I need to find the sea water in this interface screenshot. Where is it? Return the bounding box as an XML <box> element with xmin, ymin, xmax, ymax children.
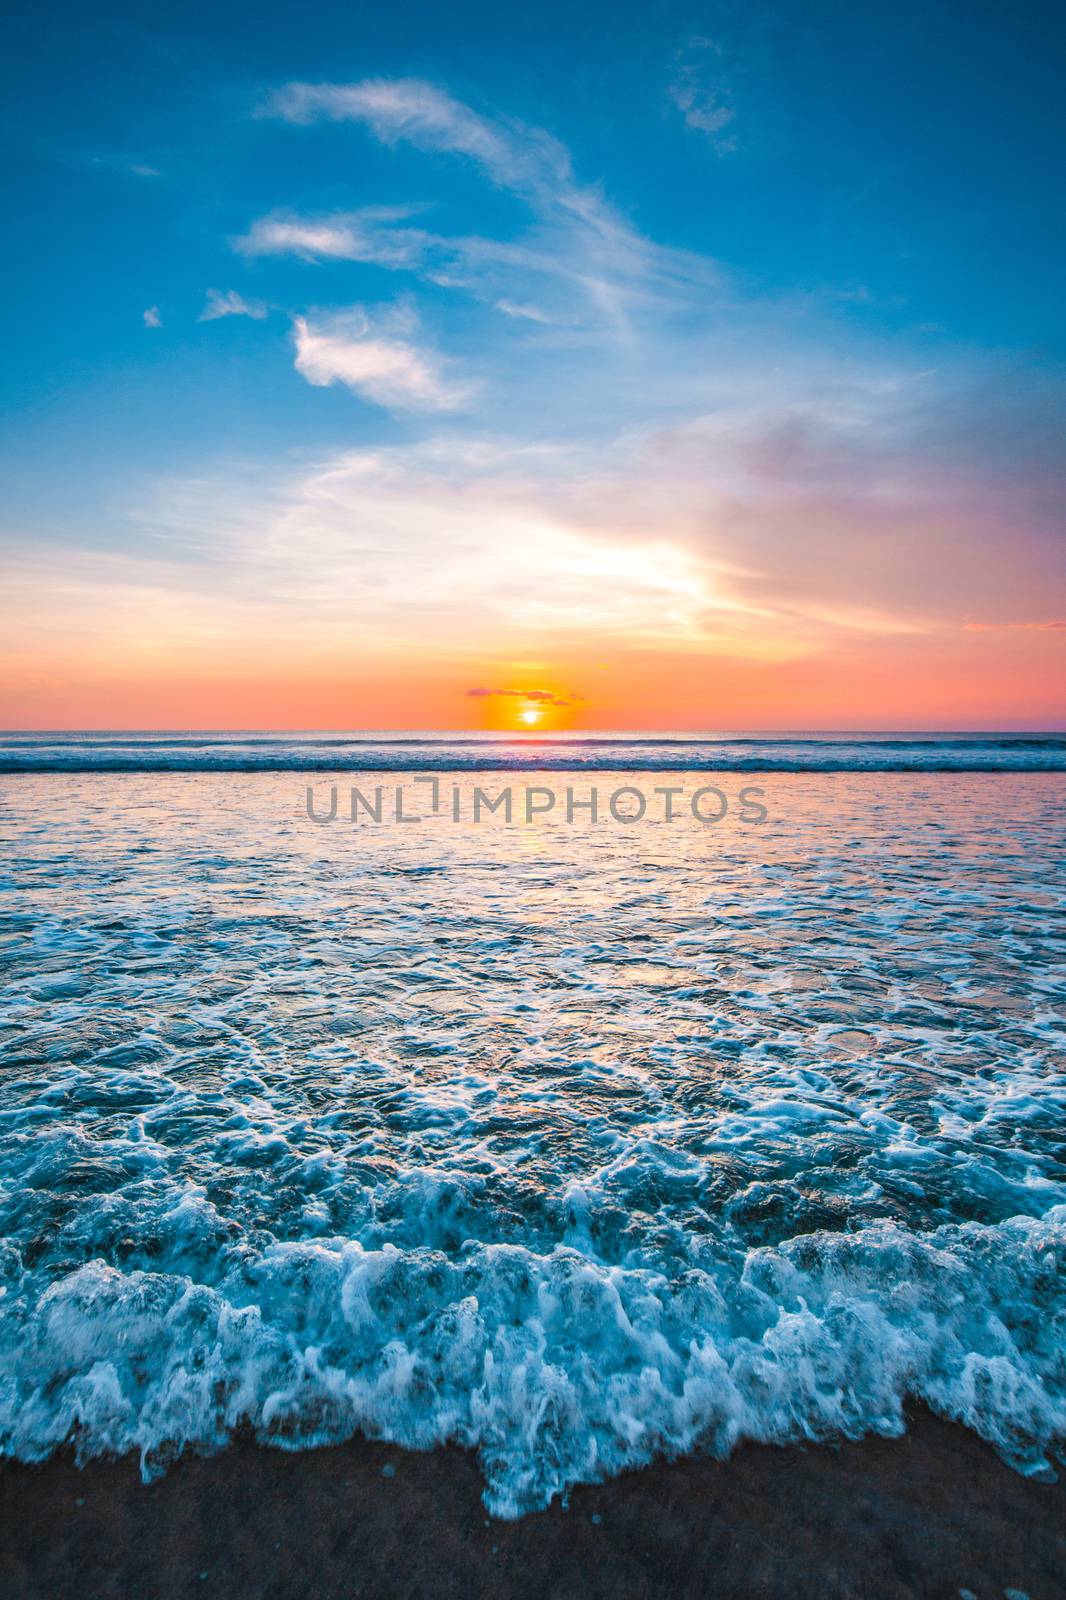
<box><xmin>0</xmin><ymin>736</ymin><xmax>1063</xmax><ymax>1515</ymax></box>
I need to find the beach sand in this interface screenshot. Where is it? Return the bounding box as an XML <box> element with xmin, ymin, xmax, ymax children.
<box><xmin>0</xmin><ymin>1411</ymin><xmax>1061</xmax><ymax>1600</ymax></box>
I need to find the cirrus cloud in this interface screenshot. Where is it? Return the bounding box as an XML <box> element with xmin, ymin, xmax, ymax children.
<box><xmin>199</xmin><ymin>288</ymin><xmax>268</xmax><ymax>322</ymax></box>
<box><xmin>254</xmin><ymin>78</ymin><xmax>723</xmax><ymax>336</ymax></box>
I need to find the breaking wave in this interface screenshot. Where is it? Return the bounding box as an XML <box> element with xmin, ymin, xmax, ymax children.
<box><xmin>2</xmin><ymin>731</ymin><xmax>1065</xmax><ymax>773</ymax></box>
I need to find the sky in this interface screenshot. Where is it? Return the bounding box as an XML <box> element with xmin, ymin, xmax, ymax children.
<box><xmin>1</xmin><ymin>0</ymin><xmax>1064</xmax><ymax>731</ymax></box>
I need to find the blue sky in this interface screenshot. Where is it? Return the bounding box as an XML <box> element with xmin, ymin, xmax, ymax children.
<box><xmin>1</xmin><ymin>0</ymin><xmax>1063</xmax><ymax>727</ymax></box>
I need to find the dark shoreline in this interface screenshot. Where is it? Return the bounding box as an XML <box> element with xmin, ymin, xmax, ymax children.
<box><xmin>1</xmin><ymin>1412</ymin><xmax>1062</xmax><ymax>1600</ymax></box>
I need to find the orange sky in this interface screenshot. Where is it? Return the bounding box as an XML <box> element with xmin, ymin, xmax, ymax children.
<box><xmin>2</xmin><ymin>625</ymin><xmax>1061</xmax><ymax>731</ymax></box>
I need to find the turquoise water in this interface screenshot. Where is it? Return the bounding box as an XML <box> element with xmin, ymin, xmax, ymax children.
<box><xmin>0</xmin><ymin>756</ymin><xmax>1063</xmax><ymax>1514</ymax></box>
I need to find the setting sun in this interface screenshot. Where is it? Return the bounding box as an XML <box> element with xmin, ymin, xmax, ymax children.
<box><xmin>519</xmin><ymin>707</ymin><xmax>541</xmax><ymax>726</ymax></box>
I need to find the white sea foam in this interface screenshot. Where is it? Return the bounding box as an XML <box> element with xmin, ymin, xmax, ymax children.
<box><xmin>0</xmin><ymin>1212</ymin><xmax>1062</xmax><ymax>1516</ymax></box>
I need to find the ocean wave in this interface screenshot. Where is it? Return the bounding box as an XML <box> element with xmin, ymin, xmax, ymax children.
<box><xmin>1</xmin><ymin>733</ymin><xmax>1065</xmax><ymax>773</ymax></box>
<box><xmin>0</xmin><ymin>1213</ymin><xmax>1062</xmax><ymax>1516</ymax></box>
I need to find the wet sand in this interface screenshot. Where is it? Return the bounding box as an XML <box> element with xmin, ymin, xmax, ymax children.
<box><xmin>0</xmin><ymin>1411</ymin><xmax>1061</xmax><ymax>1600</ymax></box>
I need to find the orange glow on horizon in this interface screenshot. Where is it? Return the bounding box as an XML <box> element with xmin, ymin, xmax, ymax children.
<box><xmin>0</xmin><ymin>623</ymin><xmax>1063</xmax><ymax>732</ymax></box>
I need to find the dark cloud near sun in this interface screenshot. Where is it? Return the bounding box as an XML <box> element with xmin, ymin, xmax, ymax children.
<box><xmin>465</xmin><ymin>688</ymin><xmax>581</xmax><ymax>705</ymax></box>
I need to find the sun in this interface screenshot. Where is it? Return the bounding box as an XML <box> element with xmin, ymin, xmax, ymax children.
<box><xmin>518</xmin><ymin>706</ymin><xmax>541</xmax><ymax>726</ymax></box>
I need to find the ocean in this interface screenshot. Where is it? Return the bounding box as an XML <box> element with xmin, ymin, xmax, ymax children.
<box><xmin>0</xmin><ymin>733</ymin><xmax>1063</xmax><ymax>1516</ymax></box>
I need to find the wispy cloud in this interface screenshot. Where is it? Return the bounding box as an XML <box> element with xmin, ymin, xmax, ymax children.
<box><xmin>466</xmin><ymin>687</ymin><xmax>581</xmax><ymax>704</ymax></box>
<box><xmin>90</xmin><ymin>437</ymin><xmax>727</xmax><ymax>651</ymax></box>
<box><xmin>86</xmin><ymin>153</ymin><xmax>162</xmax><ymax>179</ymax></box>
<box><xmin>292</xmin><ymin>306</ymin><xmax>474</xmax><ymax>411</ymax></box>
<box><xmin>236</xmin><ymin>207</ymin><xmax>428</xmax><ymax>269</ymax></box>
<box><xmin>668</xmin><ymin>38</ymin><xmax>737</xmax><ymax>152</ymax></box>
<box><xmin>494</xmin><ymin>299</ymin><xmax>566</xmax><ymax>325</ymax></box>
<box><xmin>238</xmin><ymin>209</ymin><xmax>659</xmax><ymax>324</ymax></box>
<box><xmin>199</xmin><ymin>288</ymin><xmax>268</xmax><ymax>322</ymax></box>
<box><xmin>143</xmin><ymin>306</ymin><xmax>162</xmax><ymax>328</ymax></box>
<box><xmin>254</xmin><ymin>78</ymin><xmax>721</xmax><ymax>335</ymax></box>
<box><xmin>964</xmin><ymin>618</ymin><xmax>1066</xmax><ymax>632</ymax></box>
<box><xmin>265</xmin><ymin>79</ymin><xmax>578</xmax><ymax>211</ymax></box>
